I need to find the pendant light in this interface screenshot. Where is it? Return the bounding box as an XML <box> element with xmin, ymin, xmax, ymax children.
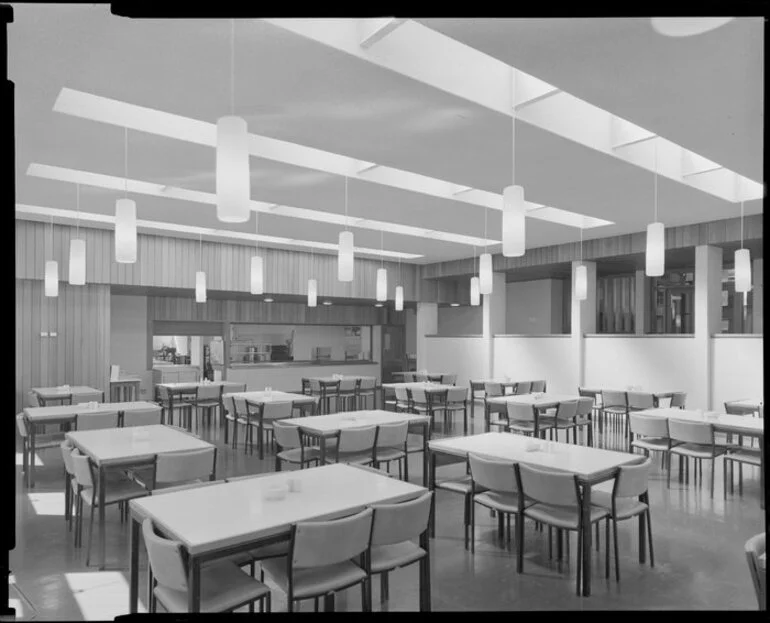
<box><xmin>394</xmin><ymin>256</ymin><xmax>404</xmax><ymax>311</ymax></box>
<box><xmin>479</xmin><ymin>207</ymin><xmax>493</xmax><ymax>294</ymax></box>
<box><xmin>250</xmin><ymin>215</ymin><xmax>263</xmax><ymax>295</ymax></box>
<box><xmin>115</xmin><ymin>127</ymin><xmax>137</xmax><ymax>263</ymax></box>
<box><xmin>502</xmin><ymin>69</ymin><xmax>526</xmax><ymax>257</ymax></box>
<box><xmin>470</xmin><ymin>246</ymin><xmax>480</xmax><ymax>306</ymax></box>
<box><xmin>645</xmin><ymin>138</ymin><xmax>665</xmax><ymax>277</ymax></box>
<box><xmin>195</xmin><ymin>233</ymin><xmax>206</xmax><ymax>303</ymax></box>
<box><xmin>338</xmin><ymin>176</ymin><xmax>354</xmax><ymax>281</ymax></box>
<box><xmin>734</xmin><ymin>177</ymin><xmax>752</xmax><ymax>293</ymax></box>
<box><xmin>376</xmin><ymin>230</ymin><xmax>387</xmax><ymax>302</ymax></box>
<box><xmin>216</xmin><ymin>19</ymin><xmax>250</xmax><ymax>223</ymax></box>
<box><xmin>68</xmin><ymin>183</ymin><xmax>86</xmax><ymax>285</ymax></box>
<box><xmin>307</xmin><ymin>245</ymin><xmax>317</xmax><ymax>307</ymax></box>
<box><xmin>575</xmin><ymin>226</ymin><xmax>587</xmax><ymax>301</ymax></box>
<box><xmin>44</xmin><ymin>216</ymin><xmax>58</xmax><ymax>297</ymax></box>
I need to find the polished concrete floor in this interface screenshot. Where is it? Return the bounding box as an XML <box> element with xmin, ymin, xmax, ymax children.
<box><xmin>10</xmin><ymin>406</ymin><xmax>765</xmax><ymax>617</ymax></box>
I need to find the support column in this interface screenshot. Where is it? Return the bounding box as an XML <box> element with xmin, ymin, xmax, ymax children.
<box><xmin>571</xmin><ymin>261</ymin><xmax>596</xmax><ymax>390</ymax></box>
<box><xmin>482</xmin><ymin>273</ymin><xmax>506</xmax><ymax>379</ymax></box>
<box><xmin>634</xmin><ymin>270</ymin><xmax>650</xmax><ymax>335</ymax></box>
<box><xmin>752</xmin><ymin>259</ymin><xmax>762</xmax><ymax>334</ymax></box>
<box><xmin>695</xmin><ymin>245</ymin><xmax>722</xmax><ymax>410</ymax></box>
<box><xmin>415</xmin><ymin>302</ymin><xmax>438</xmax><ymax>372</ymax></box>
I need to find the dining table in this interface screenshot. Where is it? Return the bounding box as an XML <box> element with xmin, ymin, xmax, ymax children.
<box><xmin>380</xmin><ymin>381</ymin><xmax>456</xmax><ymax>415</ymax></box>
<box><xmin>428</xmin><ymin>432</ymin><xmax>641</xmax><ymax>597</ymax></box>
<box><xmin>579</xmin><ymin>387</ymin><xmax>683</xmax><ymax>407</ymax></box>
<box><xmin>31</xmin><ymin>385</ymin><xmax>104</xmax><ymax>406</ymax></box>
<box><xmin>127</xmin><ymin>463</ymin><xmax>430</xmax><ymax>613</ymax></box>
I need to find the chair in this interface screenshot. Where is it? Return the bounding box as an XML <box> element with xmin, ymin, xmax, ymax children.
<box><xmin>578</xmin><ymin>387</ymin><xmax>603</xmax><ymax>435</ymax></box>
<box><xmin>668</xmin><ymin>418</ymin><xmax>727</xmax><ymax>498</ymax></box>
<box><xmin>369</xmin><ymin>492</ymin><xmax>433</xmax><ymax>608</ymax></box>
<box><xmin>516</xmin><ymin>463</ymin><xmax>611</xmax><ymax>595</ymax></box>
<box><xmin>373</xmin><ymin>422</ymin><xmax>409</xmax><ymax>480</ymax></box>
<box><xmin>326</xmin><ymin>426</ymin><xmax>377</xmax><ymax>466</ymax></box>
<box><xmin>337</xmin><ymin>379</ymin><xmax>359</xmax><ymax>412</ymax></box>
<box><xmin>357</xmin><ymin>378</ymin><xmax>377</xmax><ymax>410</ymax></box>
<box><xmin>432</xmin><ymin>456</ymin><xmax>479</xmax><ymax>550</ymax></box>
<box><xmin>529</xmin><ymin>380</ymin><xmax>546</xmax><ymax>393</ymax></box>
<box><xmin>292</xmin><ymin>396</ymin><xmax>319</xmax><ymax>418</ymax></box>
<box><xmin>261</xmin><ymin>508</ymin><xmax>373</xmax><ymax>612</ymax></box>
<box><xmin>77</xmin><ymin>390</ymin><xmax>105</xmax><ymax>404</ymax></box>
<box><xmin>626</xmin><ymin>391</ymin><xmax>655</xmax><ymax>412</ymax></box>
<box><xmin>60</xmin><ymin>441</ymin><xmax>77</xmax><ymax>533</ymax></box>
<box><xmin>469</xmin><ymin>381</ymin><xmax>485</xmax><ymax>422</ymax></box>
<box><xmin>393</xmin><ymin>387</ymin><xmax>410</xmax><ymax>412</ymax></box>
<box><xmin>301</xmin><ymin>378</ymin><xmax>311</xmax><ymax>395</ymax></box>
<box><xmin>410</xmin><ymin>389</ymin><xmax>445</xmax><ymax>432</ymax></box>
<box><xmin>514</xmin><ymin>381</ymin><xmax>533</xmax><ymax>395</ymax></box>
<box><xmin>195</xmin><ymin>384</ymin><xmax>224</xmax><ymax>432</ymax></box>
<box><xmin>442</xmin><ymin>387</ymin><xmax>469</xmax><ymax>434</ymax></box>
<box><xmin>724</xmin><ymin>446</ymin><xmax>762</xmax><ymax>499</ymax></box>
<box><xmin>319</xmin><ymin>380</ymin><xmax>340</xmax><ymax>414</ymax></box>
<box><xmin>27</xmin><ymin>392</ymin><xmax>42</xmax><ymax>407</ymax></box>
<box><xmin>541</xmin><ymin>400</ymin><xmax>580</xmax><ymax>443</ymax></box>
<box><xmin>745</xmin><ymin>532</ymin><xmax>766</xmax><ymax>610</ymax></box>
<box><xmin>37</xmin><ymin>392</ymin><xmax>73</xmax><ymax>407</ymax></box>
<box><xmin>123</xmin><ymin>406</ymin><xmax>163</xmax><ymax>427</ymax></box>
<box><xmin>629</xmin><ymin>413</ymin><xmax>678</xmax><ymax>470</ymax></box>
<box><xmin>75</xmin><ymin>411</ymin><xmax>119</xmax><ymax>431</ymax></box>
<box><xmin>441</xmin><ymin>374</ymin><xmax>457</xmax><ymax>386</ymax></box>
<box><xmin>591</xmin><ymin>457</ymin><xmax>654</xmax><ymax>581</ymax></box>
<box><xmin>142</xmin><ymin>518</ymin><xmax>271</xmax><ymax>613</ymax></box>
<box><xmin>669</xmin><ymin>392</ymin><xmax>687</xmax><ymax>409</ymax></box>
<box><xmin>17</xmin><ymin>413</ymin><xmax>64</xmax><ymax>485</ymax></box>
<box><xmin>427</xmin><ymin>374</ymin><xmax>443</xmax><ymax>384</ymax></box>
<box><xmin>468</xmin><ymin>454</ymin><xmax>527</xmax><ymax>554</ymax></box>
<box><xmin>483</xmin><ymin>383</ymin><xmax>505</xmax><ymax>428</ymax></box>
<box><xmin>148</xmin><ymin>447</ymin><xmax>217</xmax><ymax>491</ymax></box>
<box><xmin>157</xmin><ymin>386</ymin><xmax>196</xmax><ymax>429</ymax></box>
<box><xmin>507</xmin><ymin>402</ymin><xmax>552</xmax><ymax>439</ymax></box>
<box><xmin>223</xmin><ymin>396</ymin><xmax>248</xmax><ymax>448</ymax></box>
<box><xmin>245</xmin><ymin>401</ymin><xmax>293</xmax><ymax>459</ymax></box>
<box><xmin>272</xmin><ymin>420</ymin><xmax>321</xmax><ymax>471</ymax></box>
<box><xmin>601</xmin><ymin>390</ymin><xmax>629</xmax><ymax>447</ymax></box>
<box><xmin>414</xmin><ymin>373</ymin><xmax>428</xmax><ymax>383</ymax></box>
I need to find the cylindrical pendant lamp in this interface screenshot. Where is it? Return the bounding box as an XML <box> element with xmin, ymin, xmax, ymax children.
<box><xmin>307</xmin><ymin>278</ymin><xmax>318</xmax><ymax>307</ymax></box>
<box><xmin>376</xmin><ymin>268</ymin><xmax>388</xmax><ymax>302</ymax></box>
<box><xmin>338</xmin><ymin>231</ymin><xmax>354</xmax><ymax>282</ymax></box>
<box><xmin>44</xmin><ymin>260</ymin><xmax>58</xmax><ymax>297</ymax></box>
<box><xmin>645</xmin><ymin>222</ymin><xmax>665</xmax><ymax>277</ymax></box>
<box><xmin>195</xmin><ymin>271</ymin><xmax>207</xmax><ymax>303</ymax></box>
<box><xmin>216</xmin><ymin>116</ymin><xmax>251</xmax><ymax>223</ymax></box>
<box><xmin>250</xmin><ymin>255</ymin><xmax>263</xmax><ymax>295</ymax></box>
<box><xmin>68</xmin><ymin>239</ymin><xmax>86</xmax><ymax>286</ymax></box>
<box><xmin>470</xmin><ymin>276</ymin><xmax>481</xmax><ymax>306</ymax></box>
<box><xmin>479</xmin><ymin>253</ymin><xmax>493</xmax><ymax>294</ymax></box>
<box><xmin>115</xmin><ymin>198</ymin><xmax>137</xmax><ymax>263</ymax></box>
<box><xmin>734</xmin><ymin>248</ymin><xmax>752</xmax><ymax>293</ymax></box>
<box><xmin>575</xmin><ymin>264</ymin><xmax>588</xmax><ymax>301</ymax></box>
<box><xmin>395</xmin><ymin>285</ymin><xmax>404</xmax><ymax>311</ymax></box>
<box><xmin>502</xmin><ymin>185</ymin><xmax>526</xmax><ymax>257</ymax></box>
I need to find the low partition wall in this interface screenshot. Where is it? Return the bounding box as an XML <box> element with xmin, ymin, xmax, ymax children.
<box><xmin>494</xmin><ymin>335</ymin><xmax>574</xmax><ymax>394</ymax></box>
<box><xmin>711</xmin><ymin>334</ymin><xmax>763</xmax><ymax>409</ymax></box>
<box><xmin>226</xmin><ymin>362</ymin><xmax>381</xmax><ymax>393</ymax></box>
<box><xmin>425</xmin><ymin>336</ymin><xmax>486</xmax><ymax>390</ymax></box>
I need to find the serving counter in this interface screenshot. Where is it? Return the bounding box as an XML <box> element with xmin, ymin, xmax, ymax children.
<box><xmin>226</xmin><ymin>361</ymin><xmax>381</xmax><ymax>392</ymax></box>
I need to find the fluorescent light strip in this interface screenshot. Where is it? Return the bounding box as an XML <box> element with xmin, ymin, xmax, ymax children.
<box><xmin>262</xmin><ymin>18</ymin><xmax>763</xmax><ymax>203</ymax></box>
<box><xmin>14</xmin><ymin>204</ymin><xmax>423</xmax><ymax>259</ymax></box>
<box><xmin>27</xmin><ymin>163</ymin><xmax>496</xmax><ymax>247</ymax></box>
<box><xmin>53</xmin><ymin>88</ymin><xmax>613</xmax><ymax>228</ymax></box>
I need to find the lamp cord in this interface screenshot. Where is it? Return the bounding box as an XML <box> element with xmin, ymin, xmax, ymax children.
<box><xmin>199</xmin><ymin>233</ymin><xmax>202</xmax><ymax>271</ymax></box>
<box><xmin>230</xmin><ymin>19</ymin><xmax>235</xmax><ymax>115</ymax></box>
<box><xmin>653</xmin><ymin>138</ymin><xmax>658</xmax><ymax>223</ymax></box>
<box><xmin>511</xmin><ymin>68</ymin><xmax>516</xmax><ymax>187</ymax></box>
<box><xmin>380</xmin><ymin>230</ymin><xmax>384</xmax><ymax>267</ymax></box>
<box><xmin>740</xmin><ymin>200</ymin><xmax>744</xmax><ymax>249</ymax></box>
<box><xmin>580</xmin><ymin>226</ymin><xmax>583</xmax><ymax>263</ymax></box>
<box><xmin>483</xmin><ymin>207</ymin><xmax>487</xmax><ymax>253</ymax></box>
<box><xmin>344</xmin><ymin>176</ymin><xmax>349</xmax><ymax>232</ymax></box>
<box><xmin>124</xmin><ymin>127</ymin><xmax>128</xmax><ymax>198</ymax></box>
<box><xmin>75</xmin><ymin>183</ymin><xmax>80</xmax><ymax>238</ymax></box>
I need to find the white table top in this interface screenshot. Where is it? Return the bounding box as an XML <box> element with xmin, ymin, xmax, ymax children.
<box><xmin>281</xmin><ymin>409</ymin><xmax>430</xmax><ymax>436</ymax></box>
<box><xmin>157</xmin><ymin>381</ymin><xmax>244</xmax><ymax>390</ymax></box>
<box><xmin>130</xmin><ymin>463</ymin><xmax>426</xmax><ymax>556</ymax></box>
<box><xmin>634</xmin><ymin>408</ymin><xmax>764</xmax><ymax>435</ymax></box>
<box><xmin>305</xmin><ymin>375</ymin><xmax>377</xmax><ymax>382</ymax></box>
<box><xmin>32</xmin><ymin>386</ymin><xmax>102</xmax><ymax>399</ymax></box>
<box><xmin>471</xmin><ymin>379</ymin><xmax>528</xmax><ymax>386</ymax></box>
<box><xmin>486</xmin><ymin>393</ymin><xmax>581</xmax><ymax>407</ymax></box>
<box><xmin>24</xmin><ymin>401</ymin><xmax>159</xmax><ymax>422</ymax></box>
<box><xmin>581</xmin><ymin>387</ymin><xmax>681</xmax><ymax>397</ymax></box>
<box><xmin>381</xmin><ymin>382</ymin><xmax>455</xmax><ymax>392</ymax></box>
<box><xmin>111</xmin><ymin>377</ymin><xmax>142</xmax><ymax>384</ymax></box>
<box><xmin>66</xmin><ymin>424</ymin><xmax>213</xmax><ymax>465</ymax></box>
<box><xmin>429</xmin><ymin>432</ymin><xmax>639</xmax><ymax>481</ymax></box>
<box><xmin>223</xmin><ymin>390</ymin><xmax>316</xmax><ymax>404</ymax></box>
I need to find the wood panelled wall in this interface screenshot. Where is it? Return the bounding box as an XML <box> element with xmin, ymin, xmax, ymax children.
<box><xmin>597</xmin><ymin>275</ymin><xmax>635</xmax><ymax>333</ymax></box>
<box><xmin>15</xmin><ymin>221</ymin><xmax>421</xmax><ymax>301</ymax></box>
<box><xmin>15</xmin><ymin>279</ymin><xmax>110</xmax><ymax>412</ymax></box>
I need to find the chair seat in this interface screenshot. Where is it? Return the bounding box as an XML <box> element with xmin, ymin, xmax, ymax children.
<box><xmin>370</xmin><ymin>541</ymin><xmax>426</xmax><ymax>574</ymax></box>
<box><xmin>524</xmin><ymin>502</ymin><xmax>608</xmax><ymax>530</ymax></box>
<box><xmin>489</xmin><ymin>418</ymin><xmax>509</xmax><ymax>428</ymax></box>
<box><xmin>602</xmin><ymin>407</ymin><xmax>627</xmax><ymax>415</ymax></box>
<box><xmin>325</xmin><ymin>451</ymin><xmax>374</xmax><ymax>466</ymax></box>
<box><xmin>435</xmin><ymin>476</ymin><xmax>473</xmax><ymax>495</ymax></box>
<box><xmin>444</xmin><ymin>403</ymin><xmax>466</xmax><ymax>412</ymax></box>
<box><xmin>80</xmin><ymin>480</ymin><xmax>148</xmax><ymax>506</ymax></box>
<box><xmin>196</xmin><ymin>400</ymin><xmax>221</xmax><ymax>408</ymax></box>
<box><xmin>155</xmin><ymin>561</ymin><xmax>270</xmax><ymax>613</ymax></box>
<box><xmin>261</xmin><ymin>557</ymin><xmax>366</xmax><ymax>601</ymax></box>
<box><xmin>725</xmin><ymin>448</ymin><xmax>762</xmax><ymax>466</ymax></box>
<box><xmin>632</xmin><ymin>437</ymin><xmax>674</xmax><ymax>452</ymax></box>
<box><xmin>509</xmin><ymin>421</ymin><xmax>552</xmax><ymax>433</ymax></box>
<box><xmin>28</xmin><ymin>435</ymin><xmax>67</xmax><ymax>449</ymax></box>
<box><xmin>406</xmin><ymin>441</ymin><xmax>424</xmax><ymax>454</ymax></box>
<box><xmin>670</xmin><ymin>443</ymin><xmax>727</xmax><ymax>459</ymax></box>
<box><xmin>375</xmin><ymin>448</ymin><xmax>406</xmax><ymax>463</ymax></box>
<box><xmin>590</xmin><ymin>488</ymin><xmax>649</xmax><ymax>520</ymax></box>
<box><xmin>411</xmin><ymin>405</ymin><xmax>430</xmax><ymax>413</ymax></box>
<box><xmin>277</xmin><ymin>447</ymin><xmax>321</xmax><ymax>464</ymax></box>
<box><xmin>223</xmin><ymin>540</ymin><xmax>290</xmax><ymax>566</ymax></box>
<box><xmin>474</xmin><ymin>491</ymin><xmax>528</xmax><ymax>514</ymax></box>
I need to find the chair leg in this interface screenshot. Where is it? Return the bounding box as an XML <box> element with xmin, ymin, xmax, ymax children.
<box><xmin>470</xmin><ymin>498</ymin><xmax>476</xmax><ymax>554</ymax></box>
<box><xmin>380</xmin><ymin>572</ymin><xmax>389</xmax><ymax>603</ymax></box>
<box><xmin>613</xmin><ymin>518</ymin><xmax>620</xmax><ymax>582</ymax></box>
<box><xmin>605</xmin><ymin>518</ymin><xmax>610</xmax><ymax>579</ymax></box>
<box><xmin>710</xmin><ymin>458</ymin><xmax>715</xmax><ymax>499</ymax></box>
<box><xmin>576</xmin><ymin>521</ymin><xmax>582</xmax><ymax>596</ymax></box>
<box><xmin>646</xmin><ymin>509</ymin><xmax>654</xmax><ymax>567</ymax></box>
<box><xmin>85</xmin><ymin>502</ymin><xmax>96</xmax><ymax>567</ymax></box>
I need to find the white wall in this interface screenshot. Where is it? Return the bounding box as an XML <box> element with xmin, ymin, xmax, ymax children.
<box><xmin>712</xmin><ymin>336</ymin><xmax>764</xmax><ymax>409</ymax></box>
<box><xmin>506</xmin><ymin>280</ymin><xmax>562</xmax><ymax>334</ymax></box>
<box><xmin>584</xmin><ymin>336</ymin><xmax>702</xmax><ymax>407</ymax></box>
<box><xmin>494</xmin><ymin>336</ymin><xmax>574</xmax><ymax>393</ymax></box>
<box><xmin>425</xmin><ymin>337</ymin><xmax>486</xmax><ymax>389</ymax></box>
<box><xmin>438</xmin><ymin>306</ymin><xmax>482</xmax><ymax>335</ymax></box>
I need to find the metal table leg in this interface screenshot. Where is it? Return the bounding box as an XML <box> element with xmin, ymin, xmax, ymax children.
<box><xmin>98</xmin><ymin>465</ymin><xmax>107</xmax><ymax>570</ymax></box>
<box><xmin>581</xmin><ymin>481</ymin><xmax>592</xmax><ymax>596</ymax></box>
<box><xmin>129</xmin><ymin>514</ymin><xmax>140</xmax><ymax>613</ymax></box>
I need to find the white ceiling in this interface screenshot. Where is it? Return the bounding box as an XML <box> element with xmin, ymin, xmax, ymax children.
<box><xmin>10</xmin><ymin>9</ymin><xmax>764</xmax><ymax>264</ymax></box>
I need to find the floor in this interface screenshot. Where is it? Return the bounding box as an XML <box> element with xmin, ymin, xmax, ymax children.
<box><xmin>9</xmin><ymin>403</ymin><xmax>764</xmax><ymax>617</ymax></box>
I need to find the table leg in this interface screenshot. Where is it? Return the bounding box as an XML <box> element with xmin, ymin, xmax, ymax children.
<box><xmin>129</xmin><ymin>514</ymin><xmax>140</xmax><ymax>613</ymax></box>
<box><xmin>422</xmin><ymin>423</ymin><xmax>429</xmax><ymax>487</ymax></box>
<box><xmin>29</xmin><ymin>422</ymin><xmax>36</xmax><ymax>489</ymax></box>
<box><xmin>760</xmin><ymin>434</ymin><xmax>765</xmax><ymax>510</ymax></box>
<box><xmin>187</xmin><ymin>556</ymin><xmax>201</xmax><ymax>612</ymax></box>
<box><xmin>99</xmin><ymin>465</ymin><xmax>107</xmax><ymax>570</ymax></box>
<box><xmin>429</xmin><ymin>451</ymin><xmax>437</xmax><ymax>538</ymax></box>
<box><xmin>319</xmin><ymin>434</ymin><xmax>327</xmax><ymax>466</ymax></box>
<box><xmin>534</xmin><ymin>409</ymin><xmax>540</xmax><ymax>439</ymax></box>
<box><xmin>581</xmin><ymin>481</ymin><xmax>592</xmax><ymax>596</ymax></box>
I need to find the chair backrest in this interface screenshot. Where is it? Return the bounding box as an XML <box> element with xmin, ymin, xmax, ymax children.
<box><xmin>375</xmin><ymin>422</ymin><xmax>409</xmax><ymax>449</ymax></box>
<box><xmin>668</xmin><ymin>418</ymin><xmax>713</xmax><ymax>445</ymax></box>
<box><xmin>339</xmin><ymin>379</ymin><xmax>357</xmax><ymax>392</ymax></box>
<box><xmin>320</xmin><ymin>380</ymin><xmax>340</xmax><ymax>394</ymax></box>
<box><xmin>301</xmin><ymin>378</ymin><xmax>311</xmax><ymax>395</ymax></box>
<box><xmin>274</xmin><ymin>420</ymin><xmax>302</xmax><ymax>449</ymax></box>
<box><xmin>359</xmin><ymin>377</ymin><xmax>377</xmax><ymax>391</ymax></box>
<box><xmin>170</xmin><ymin>387</ymin><xmax>198</xmax><ymax>402</ymax></box>
<box><xmin>394</xmin><ymin>386</ymin><xmax>410</xmax><ymax>401</ymax></box>
<box><xmin>669</xmin><ymin>392</ymin><xmax>687</xmax><ymax>408</ymax></box>
<box><xmin>196</xmin><ymin>384</ymin><xmax>222</xmax><ymax>402</ymax></box>
<box><xmin>16</xmin><ymin>414</ymin><xmax>28</xmax><ymax>439</ymax></box>
<box><xmin>514</xmin><ymin>381</ymin><xmax>532</xmax><ymax>395</ymax></box>
<box><xmin>578</xmin><ymin>387</ymin><xmax>596</xmax><ymax>400</ymax></box>
<box><xmin>724</xmin><ymin>402</ymin><xmax>754</xmax><ymax>416</ymax></box>
<box><xmin>291</xmin><ymin>507</ymin><xmax>374</xmax><ymax>569</ymax></box>
<box><xmin>71</xmin><ymin>452</ymin><xmax>94</xmax><ymax>488</ymax></box>
<box><xmin>27</xmin><ymin>392</ymin><xmax>41</xmax><ymax>407</ymax></box>
<box><xmin>744</xmin><ymin>532</ymin><xmax>767</xmax><ymax>611</ymax></box>
<box><xmin>555</xmin><ymin>400</ymin><xmax>579</xmax><ymax>422</ymax></box>
<box><xmin>223</xmin><ymin>395</ymin><xmax>237</xmax><ymax>418</ymax></box>
<box><xmin>484</xmin><ymin>382</ymin><xmax>504</xmax><ymax>398</ymax></box>
<box><xmin>517</xmin><ymin>463</ymin><xmax>580</xmax><ymax>508</ymax></box>
<box><xmin>309</xmin><ymin>379</ymin><xmax>321</xmax><ymax>393</ymax></box>
<box><xmin>414</xmin><ymin>373</ymin><xmax>428</xmax><ymax>382</ymax></box>
<box><xmin>427</xmin><ymin>374</ymin><xmax>443</xmax><ymax>383</ymax></box>
<box><xmin>629</xmin><ymin>413</ymin><xmax>670</xmax><ymax>439</ymax></box>
<box><xmin>261</xmin><ymin>401</ymin><xmax>294</xmax><ymax>421</ymax></box>
<box><xmin>627</xmin><ymin>391</ymin><xmax>655</xmax><ymax>409</ymax></box>
<box><xmin>155</xmin><ymin>447</ymin><xmax>216</xmax><ymax>486</ymax></box>
<box><xmin>469</xmin><ymin>453</ymin><xmax>518</xmax><ymax>494</ymax></box>
<box><xmin>142</xmin><ymin>518</ymin><xmax>188</xmax><ymax>592</ymax></box>
<box><xmin>123</xmin><ymin>407</ymin><xmax>162</xmax><ymax>427</ymax></box>
<box><xmin>613</xmin><ymin>457</ymin><xmax>652</xmax><ymax>498</ymax></box>
<box><xmin>77</xmin><ymin>412</ymin><xmax>119</xmax><ymax>431</ymax></box>
<box><xmin>446</xmin><ymin>387</ymin><xmax>468</xmax><ymax>403</ymax></box>
<box><xmin>61</xmin><ymin>441</ymin><xmax>76</xmax><ymax>475</ymax></box>
<box><xmin>442</xmin><ymin>374</ymin><xmax>457</xmax><ymax>385</ymax></box>
<box><xmin>370</xmin><ymin>491</ymin><xmax>433</xmax><ymax>547</ymax></box>
<box><xmin>602</xmin><ymin>390</ymin><xmax>627</xmax><ymax>409</ymax></box>
<box><xmin>338</xmin><ymin>426</ymin><xmax>378</xmax><ymax>454</ymax></box>
<box><xmin>576</xmin><ymin>397</ymin><xmax>594</xmax><ymax>417</ymax></box>
<box><xmin>507</xmin><ymin>402</ymin><xmax>535</xmax><ymax>422</ymax></box>
<box><xmin>530</xmin><ymin>380</ymin><xmax>546</xmax><ymax>393</ymax></box>
<box><xmin>410</xmin><ymin>388</ymin><xmax>428</xmax><ymax>404</ymax></box>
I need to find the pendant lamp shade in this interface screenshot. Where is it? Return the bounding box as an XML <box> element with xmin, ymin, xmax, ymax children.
<box><xmin>395</xmin><ymin>285</ymin><xmax>404</xmax><ymax>311</ymax></box>
<box><xmin>44</xmin><ymin>260</ymin><xmax>58</xmax><ymax>297</ymax></box>
<box><xmin>575</xmin><ymin>264</ymin><xmax>588</xmax><ymax>301</ymax></box>
<box><xmin>479</xmin><ymin>253</ymin><xmax>493</xmax><ymax>294</ymax></box>
<box><xmin>68</xmin><ymin>239</ymin><xmax>86</xmax><ymax>286</ymax></box>
<box><xmin>376</xmin><ymin>268</ymin><xmax>388</xmax><ymax>302</ymax></box>
<box><xmin>338</xmin><ymin>230</ymin><xmax>354</xmax><ymax>281</ymax></box>
<box><xmin>645</xmin><ymin>222</ymin><xmax>665</xmax><ymax>277</ymax></box>
<box><xmin>734</xmin><ymin>248</ymin><xmax>752</xmax><ymax>293</ymax></box>
<box><xmin>216</xmin><ymin>116</ymin><xmax>251</xmax><ymax>223</ymax></box>
<box><xmin>195</xmin><ymin>271</ymin><xmax>207</xmax><ymax>303</ymax></box>
<box><xmin>115</xmin><ymin>198</ymin><xmax>137</xmax><ymax>263</ymax></box>
<box><xmin>250</xmin><ymin>255</ymin><xmax>264</xmax><ymax>295</ymax></box>
<box><xmin>307</xmin><ymin>278</ymin><xmax>318</xmax><ymax>307</ymax></box>
<box><xmin>470</xmin><ymin>276</ymin><xmax>481</xmax><ymax>306</ymax></box>
<box><xmin>502</xmin><ymin>185</ymin><xmax>526</xmax><ymax>257</ymax></box>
